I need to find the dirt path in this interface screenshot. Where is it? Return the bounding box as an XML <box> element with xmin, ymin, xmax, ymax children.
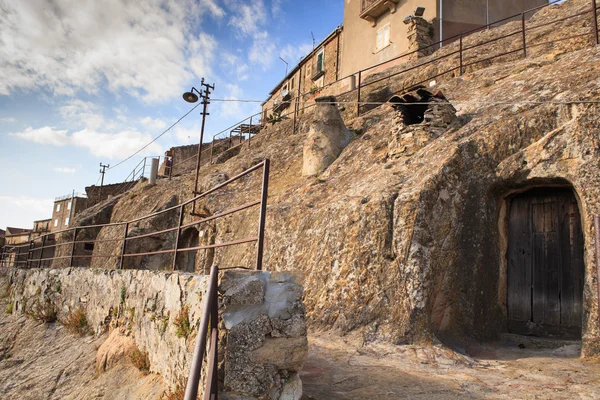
<box><xmin>301</xmin><ymin>332</ymin><xmax>600</xmax><ymax>399</ymax></box>
<box><xmin>0</xmin><ymin>306</ymin><xmax>165</xmax><ymax>400</ymax></box>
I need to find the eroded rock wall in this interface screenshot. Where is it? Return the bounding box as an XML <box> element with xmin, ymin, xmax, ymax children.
<box><xmin>3</xmin><ymin>268</ymin><xmax>307</xmax><ymax>399</ymax></box>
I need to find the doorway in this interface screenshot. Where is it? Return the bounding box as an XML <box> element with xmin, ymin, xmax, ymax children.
<box><xmin>506</xmin><ymin>187</ymin><xmax>584</xmax><ymax>339</ymax></box>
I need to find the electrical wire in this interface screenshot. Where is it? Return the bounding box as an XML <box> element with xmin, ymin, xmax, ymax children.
<box><xmin>211</xmin><ymin>99</ymin><xmax>600</xmax><ymax>105</ymax></box>
<box><xmin>108</xmin><ymin>101</ymin><xmax>203</xmax><ymax>171</ymax></box>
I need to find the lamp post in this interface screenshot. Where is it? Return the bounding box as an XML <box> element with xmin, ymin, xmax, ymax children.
<box><xmin>182</xmin><ymin>78</ymin><xmax>215</xmax><ymax>215</ymax></box>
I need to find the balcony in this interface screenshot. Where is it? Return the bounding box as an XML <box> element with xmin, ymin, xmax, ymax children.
<box><xmin>273</xmin><ymin>90</ymin><xmax>292</xmax><ymax>113</ymax></box>
<box><xmin>311</xmin><ymin>61</ymin><xmax>325</xmax><ymax>81</ymax></box>
<box><xmin>360</xmin><ymin>0</ymin><xmax>399</xmax><ymax>25</ymax></box>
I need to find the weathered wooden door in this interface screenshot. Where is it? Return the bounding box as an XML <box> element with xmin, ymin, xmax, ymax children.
<box><xmin>507</xmin><ymin>188</ymin><xmax>584</xmax><ymax>339</ymax></box>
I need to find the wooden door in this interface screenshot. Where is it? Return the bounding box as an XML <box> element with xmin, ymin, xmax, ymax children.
<box><xmin>507</xmin><ymin>188</ymin><xmax>584</xmax><ymax>339</ymax></box>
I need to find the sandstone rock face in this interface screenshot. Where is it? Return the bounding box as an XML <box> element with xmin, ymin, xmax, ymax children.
<box><xmin>3</xmin><ymin>268</ymin><xmax>307</xmax><ymax>399</ymax></box>
<box><xmin>302</xmin><ymin>96</ymin><xmax>352</xmax><ymax>176</ymax></box>
<box><xmin>220</xmin><ymin>270</ymin><xmax>307</xmax><ymax>400</ymax></box>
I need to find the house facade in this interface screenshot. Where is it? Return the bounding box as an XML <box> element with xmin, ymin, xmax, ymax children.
<box><xmin>261</xmin><ymin>0</ymin><xmax>547</xmax><ymax>119</ymax></box>
<box><xmin>51</xmin><ymin>193</ymin><xmax>88</xmax><ymax>232</ymax></box>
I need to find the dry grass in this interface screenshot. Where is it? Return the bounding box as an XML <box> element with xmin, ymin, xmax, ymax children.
<box><xmin>33</xmin><ymin>300</ymin><xmax>57</xmax><ymax>323</ymax></box>
<box><xmin>63</xmin><ymin>307</ymin><xmax>92</xmax><ymax>336</ymax></box>
<box><xmin>174</xmin><ymin>305</ymin><xmax>191</xmax><ymax>339</ymax></box>
<box><xmin>130</xmin><ymin>347</ymin><xmax>150</xmax><ymax>372</ymax></box>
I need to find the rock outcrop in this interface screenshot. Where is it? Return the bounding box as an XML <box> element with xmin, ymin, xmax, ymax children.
<box><xmin>302</xmin><ymin>96</ymin><xmax>352</xmax><ymax>176</ymax></box>
<box><xmin>2</xmin><ymin>267</ymin><xmax>308</xmax><ymax>399</ymax></box>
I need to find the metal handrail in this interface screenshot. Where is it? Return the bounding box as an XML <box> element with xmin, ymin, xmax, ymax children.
<box><xmin>1</xmin><ymin>160</ymin><xmax>270</xmax><ymax>272</ymax></box>
<box><xmin>184</xmin><ymin>263</ymin><xmax>219</xmax><ymax>400</ymax></box>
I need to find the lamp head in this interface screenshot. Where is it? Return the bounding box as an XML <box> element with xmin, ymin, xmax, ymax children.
<box><xmin>183</xmin><ymin>91</ymin><xmax>199</xmax><ymax>103</ymax></box>
<box><xmin>414</xmin><ymin>6</ymin><xmax>425</xmax><ymax>17</ymax></box>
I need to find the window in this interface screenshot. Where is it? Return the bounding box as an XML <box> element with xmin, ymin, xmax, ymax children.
<box><xmin>316</xmin><ymin>49</ymin><xmax>324</xmax><ymax>72</ymax></box>
<box><xmin>54</xmin><ymin>219</ymin><xmax>58</xmax><ymax>227</ymax></box>
<box><xmin>56</xmin><ymin>203</ymin><xmax>61</xmax><ymax>212</ymax></box>
<box><xmin>291</xmin><ymin>77</ymin><xmax>295</xmax><ymax>90</ymax></box>
<box><xmin>65</xmin><ymin>217</ymin><xmax>69</xmax><ymax>227</ymax></box>
<box><xmin>376</xmin><ymin>24</ymin><xmax>390</xmax><ymax>51</ymax></box>
<box><xmin>84</xmin><ymin>243</ymin><xmax>94</xmax><ymax>251</ymax></box>
<box><xmin>67</xmin><ymin>201</ymin><xmax>72</xmax><ymax>210</ymax></box>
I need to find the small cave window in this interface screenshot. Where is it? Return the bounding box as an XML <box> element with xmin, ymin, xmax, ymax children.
<box><xmin>389</xmin><ymin>87</ymin><xmax>446</xmax><ymax>125</ymax></box>
<box><xmin>84</xmin><ymin>242</ymin><xmax>94</xmax><ymax>251</ymax></box>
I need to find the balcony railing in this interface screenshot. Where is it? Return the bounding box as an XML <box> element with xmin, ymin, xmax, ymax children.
<box><xmin>311</xmin><ymin>61</ymin><xmax>325</xmax><ymax>81</ymax></box>
<box><xmin>360</xmin><ymin>0</ymin><xmax>399</xmax><ymax>23</ymax></box>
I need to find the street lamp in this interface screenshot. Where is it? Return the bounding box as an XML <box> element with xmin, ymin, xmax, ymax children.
<box><xmin>182</xmin><ymin>87</ymin><xmax>201</xmax><ymax>103</ymax></box>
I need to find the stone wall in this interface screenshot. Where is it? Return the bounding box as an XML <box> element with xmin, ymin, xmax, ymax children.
<box><xmin>2</xmin><ymin>268</ymin><xmax>307</xmax><ymax>399</ymax></box>
<box><xmin>86</xmin><ymin>182</ymin><xmax>140</xmax><ymax>208</ymax></box>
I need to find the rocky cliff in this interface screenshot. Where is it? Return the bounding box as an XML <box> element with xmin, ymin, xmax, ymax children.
<box><xmin>51</xmin><ymin>0</ymin><xmax>600</xmax><ymax>357</ymax></box>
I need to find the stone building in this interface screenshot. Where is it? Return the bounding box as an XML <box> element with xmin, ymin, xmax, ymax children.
<box><xmin>0</xmin><ymin>229</ymin><xmax>4</xmax><ymax>250</ymax></box>
<box><xmin>32</xmin><ymin>219</ymin><xmax>51</xmax><ymax>239</ymax></box>
<box><xmin>261</xmin><ymin>26</ymin><xmax>343</xmax><ymax>121</ymax></box>
<box><xmin>261</xmin><ymin>0</ymin><xmax>547</xmax><ymax>119</ymax></box>
<box><xmin>51</xmin><ymin>193</ymin><xmax>88</xmax><ymax>232</ymax></box>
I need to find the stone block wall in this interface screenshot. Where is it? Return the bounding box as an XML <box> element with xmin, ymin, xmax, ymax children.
<box><xmin>2</xmin><ymin>268</ymin><xmax>307</xmax><ymax>399</ymax></box>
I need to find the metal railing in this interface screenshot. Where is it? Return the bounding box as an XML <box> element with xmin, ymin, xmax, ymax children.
<box><xmin>361</xmin><ymin>0</ymin><xmax>380</xmax><ymax>13</ymax></box>
<box><xmin>0</xmin><ymin>159</ymin><xmax>271</xmax><ymax>272</ymax></box>
<box><xmin>184</xmin><ymin>263</ymin><xmax>219</xmax><ymax>400</ymax></box>
<box><xmin>176</xmin><ymin>0</ymin><xmax>599</xmax><ymax>176</ymax></box>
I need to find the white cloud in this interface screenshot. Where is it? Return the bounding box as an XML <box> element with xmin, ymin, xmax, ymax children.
<box><xmin>59</xmin><ymin>100</ymin><xmax>105</xmax><ymax>130</ymax></box>
<box><xmin>10</xmin><ymin>126</ymin><xmax>162</xmax><ymax>159</ymax></box>
<box><xmin>0</xmin><ymin>117</ymin><xmax>17</xmax><ymax>123</ymax></box>
<box><xmin>249</xmin><ymin>31</ymin><xmax>277</xmax><ymax>70</ymax></box>
<box><xmin>220</xmin><ymin>84</ymin><xmax>244</xmax><ymax>118</ymax></box>
<box><xmin>9</xmin><ymin>126</ymin><xmax>70</xmax><ymax>146</ymax></box>
<box><xmin>0</xmin><ymin>195</ymin><xmax>54</xmax><ymax>229</ymax></box>
<box><xmin>187</xmin><ymin>33</ymin><xmax>218</xmax><ymax>79</ymax></box>
<box><xmin>0</xmin><ymin>0</ymin><xmax>223</xmax><ymax>102</ymax></box>
<box><xmin>140</xmin><ymin>117</ymin><xmax>167</xmax><ymax>130</ymax></box>
<box><xmin>280</xmin><ymin>42</ymin><xmax>313</xmax><ymax>65</ymax></box>
<box><xmin>227</xmin><ymin>0</ymin><xmax>267</xmax><ymax>37</ymax></box>
<box><xmin>53</xmin><ymin>167</ymin><xmax>77</xmax><ymax>174</ymax></box>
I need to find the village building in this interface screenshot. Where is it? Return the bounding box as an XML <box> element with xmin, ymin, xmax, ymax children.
<box><xmin>261</xmin><ymin>0</ymin><xmax>547</xmax><ymax>119</ymax></box>
<box><xmin>51</xmin><ymin>193</ymin><xmax>88</xmax><ymax>232</ymax></box>
<box><xmin>31</xmin><ymin>219</ymin><xmax>51</xmax><ymax>239</ymax></box>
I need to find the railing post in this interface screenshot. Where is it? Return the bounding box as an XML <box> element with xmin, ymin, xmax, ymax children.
<box><xmin>521</xmin><ymin>12</ymin><xmax>527</xmax><ymax>58</ymax></box>
<box><xmin>255</xmin><ymin>159</ymin><xmax>270</xmax><ymax>271</ymax></box>
<box><xmin>249</xmin><ymin>116</ymin><xmax>253</xmax><ymax>148</ymax></box>
<box><xmin>27</xmin><ymin>240</ymin><xmax>34</xmax><ymax>268</ymax></box>
<box><xmin>141</xmin><ymin>157</ymin><xmax>146</xmax><ymax>179</ymax></box>
<box><xmin>205</xmin><ymin>289</ymin><xmax>219</xmax><ymax>400</ymax></box>
<box><xmin>209</xmin><ymin>141</ymin><xmax>214</xmax><ymax>163</ymax></box>
<box><xmin>356</xmin><ymin>71</ymin><xmax>362</xmax><ymax>117</ymax></box>
<box><xmin>119</xmin><ymin>223</ymin><xmax>128</xmax><ymax>270</ymax></box>
<box><xmin>593</xmin><ymin>0</ymin><xmax>599</xmax><ymax>45</ymax></box>
<box><xmin>38</xmin><ymin>234</ymin><xmax>46</xmax><ymax>268</ymax></box>
<box><xmin>459</xmin><ymin>32</ymin><xmax>463</xmax><ymax>76</ymax></box>
<box><xmin>172</xmin><ymin>205</ymin><xmax>185</xmax><ymax>271</ymax></box>
<box><xmin>184</xmin><ymin>264</ymin><xmax>218</xmax><ymax>400</ymax></box>
<box><xmin>69</xmin><ymin>228</ymin><xmax>77</xmax><ymax>268</ymax></box>
<box><xmin>595</xmin><ymin>216</ymin><xmax>600</xmax><ymax>326</ymax></box>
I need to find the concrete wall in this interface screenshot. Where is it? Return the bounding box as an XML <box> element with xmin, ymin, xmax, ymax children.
<box><xmin>3</xmin><ymin>268</ymin><xmax>307</xmax><ymax>399</ymax></box>
<box><xmin>341</xmin><ymin>0</ymin><xmax>438</xmax><ymax>78</ymax></box>
<box><xmin>341</xmin><ymin>0</ymin><xmax>547</xmax><ymax>78</ymax></box>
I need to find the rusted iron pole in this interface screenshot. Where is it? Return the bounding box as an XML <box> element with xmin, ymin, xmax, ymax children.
<box><xmin>255</xmin><ymin>159</ymin><xmax>270</xmax><ymax>271</ymax></box>
<box><xmin>119</xmin><ymin>223</ymin><xmax>128</xmax><ymax>270</ymax></box>
<box><xmin>249</xmin><ymin>116</ymin><xmax>253</xmax><ymax>148</ymax></box>
<box><xmin>69</xmin><ymin>228</ymin><xmax>77</xmax><ymax>268</ymax></box>
<box><xmin>595</xmin><ymin>216</ymin><xmax>600</xmax><ymax>325</ymax></box>
<box><xmin>184</xmin><ymin>264</ymin><xmax>218</xmax><ymax>400</ymax></box>
<box><xmin>356</xmin><ymin>71</ymin><xmax>362</xmax><ymax>117</ymax></box>
<box><xmin>459</xmin><ymin>33</ymin><xmax>463</xmax><ymax>75</ymax></box>
<box><xmin>205</xmin><ymin>293</ymin><xmax>219</xmax><ymax>399</ymax></box>
<box><xmin>521</xmin><ymin>13</ymin><xmax>527</xmax><ymax>58</ymax></box>
<box><xmin>593</xmin><ymin>0</ymin><xmax>599</xmax><ymax>45</ymax></box>
<box><xmin>172</xmin><ymin>205</ymin><xmax>185</xmax><ymax>271</ymax></box>
<box><xmin>38</xmin><ymin>234</ymin><xmax>46</xmax><ymax>268</ymax></box>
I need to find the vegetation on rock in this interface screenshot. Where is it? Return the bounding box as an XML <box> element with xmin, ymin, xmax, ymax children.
<box><xmin>173</xmin><ymin>305</ymin><xmax>191</xmax><ymax>339</ymax></box>
<box><xmin>63</xmin><ymin>307</ymin><xmax>92</xmax><ymax>336</ymax></box>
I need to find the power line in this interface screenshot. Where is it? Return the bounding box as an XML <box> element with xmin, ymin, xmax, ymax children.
<box><xmin>210</xmin><ymin>98</ymin><xmax>600</xmax><ymax>105</ymax></box>
<box><xmin>108</xmin><ymin>101</ymin><xmax>203</xmax><ymax>171</ymax></box>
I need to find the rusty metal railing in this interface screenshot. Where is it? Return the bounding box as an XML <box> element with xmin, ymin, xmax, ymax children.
<box><xmin>0</xmin><ymin>159</ymin><xmax>270</xmax><ymax>272</ymax></box>
<box><xmin>184</xmin><ymin>263</ymin><xmax>219</xmax><ymax>400</ymax></box>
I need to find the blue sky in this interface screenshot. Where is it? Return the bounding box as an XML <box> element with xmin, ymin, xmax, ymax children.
<box><xmin>0</xmin><ymin>0</ymin><xmax>343</xmax><ymax>229</ymax></box>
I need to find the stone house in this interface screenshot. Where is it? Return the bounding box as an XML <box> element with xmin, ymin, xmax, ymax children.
<box><xmin>51</xmin><ymin>193</ymin><xmax>88</xmax><ymax>232</ymax></box>
<box><xmin>0</xmin><ymin>229</ymin><xmax>4</xmax><ymax>250</ymax></box>
<box><xmin>32</xmin><ymin>219</ymin><xmax>51</xmax><ymax>239</ymax></box>
<box><xmin>261</xmin><ymin>26</ymin><xmax>343</xmax><ymax>122</ymax></box>
<box><xmin>261</xmin><ymin>0</ymin><xmax>547</xmax><ymax>119</ymax></box>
